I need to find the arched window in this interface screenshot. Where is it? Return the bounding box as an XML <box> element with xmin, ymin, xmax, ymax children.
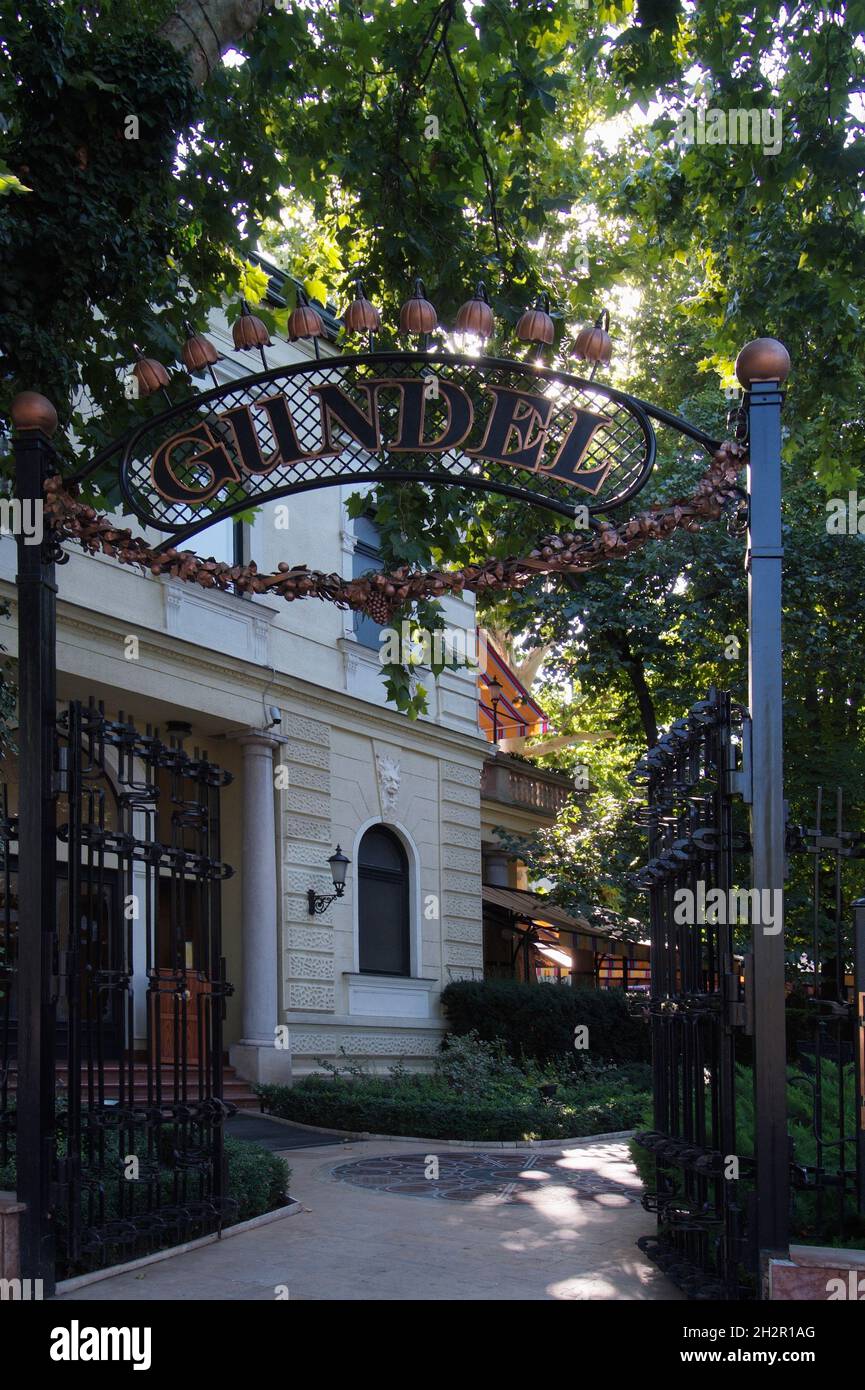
<box><xmin>358</xmin><ymin>825</ymin><xmax>411</xmax><ymax>976</ymax></box>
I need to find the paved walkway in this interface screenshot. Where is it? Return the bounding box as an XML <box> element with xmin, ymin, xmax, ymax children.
<box><xmin>56</xmin><ymin>1138</ymin><xmax>681</xmax><ymax>1301</ymax></box>
<box><xmin>224</xmin><ymin>1113</ymin><xmax>346</xmax><ymax>1150</ymax></box>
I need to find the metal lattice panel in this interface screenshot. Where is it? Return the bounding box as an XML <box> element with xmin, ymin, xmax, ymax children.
<box><xmin>630</xmin><ymin>689</ymin><xmax>755</xmax><ymax>1300</ymax></box>
<box><xmin>112</xmin><ymin>352</ymin><xmax>657</xmax><ymax>543</ymax></box>
<box><xmin>786</xmin><ymin>790</ymin><xmax>865</xmax><ymax>1239</ymax></box>
<box><xmin>48</xmin><ymin>700</ymin><xmax>235</xmax><ymax>1276</ymax></box>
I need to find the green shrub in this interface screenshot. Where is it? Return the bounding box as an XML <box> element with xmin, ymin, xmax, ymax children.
<box><xmin>441</xmin><ymin>979</ymin><xmax>650</xmax><ymax>1068</ymax></box>
<box><xmin>630</xmin><ymin>1062</ymin><xmax>865</xmax><ymax>1248</ymax></box>
<box><xmin>258</xmin><ymin>1051</ymin><xmax>652</xmax><ymax>1142</ymax></box>
<box><xmin>224</xmin><ymin>1137</ymin><xmax>290</xmax><ymax>1222</ymax></box>
<box><xmin>434</xmin><ymin>1029</ymin><xmax>524</xmax><ymax>1098</ymax></box>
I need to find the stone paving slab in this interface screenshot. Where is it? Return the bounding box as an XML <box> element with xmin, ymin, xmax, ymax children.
<box><xmin>55</xmin><ymin>1139</ymin><xmax>682</xmax><ymax>1302</ymax></box>
<box><xmin>329</xmin><ymin>1150</ymin><xmax>640</xmax><ymax>1205</ymax></box>
<box><xmin>225</xmin><ymin>1112</ymin><xmax>347</xmax><ymax>1150</ymax></box>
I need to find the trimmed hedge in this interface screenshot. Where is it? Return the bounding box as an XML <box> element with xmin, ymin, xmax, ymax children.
<box><xmin>224</xmin><ymin>1137</ymin><xmax>291</xmax><ymax>1222</ymax></box>
<box><xmin>441</xmin><ymin>980</ymin><xmax>650</xmax><ymax>1068</ymax></box>
<box><xmin>258</xmin><ymin>1069</ymin><xmax>651</xmax><ymax>1141</ymax></box>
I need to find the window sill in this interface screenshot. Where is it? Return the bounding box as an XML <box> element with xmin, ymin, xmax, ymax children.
<box><xmin>163</xmin><ymin>578</ymin><xmax>280</xmax><ymax>665</ymax></box>
<box><xmin>344</xmin><ymin>973</ymin><xmax>437</xmax><ymax>1019</ymax></box>
<box><xmin>344</xmin><ymin>973</ymin><xmax>437</xmax><ymax>987</ymax></box>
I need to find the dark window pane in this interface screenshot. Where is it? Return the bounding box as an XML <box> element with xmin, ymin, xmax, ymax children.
<box><xmin>352</xmin><ymin>515</ymin><xmax>385</xmax><ymax>651</ymax></box>
<box><xmin>358</xmin><ymin>826</ymin><xmax>410</xmax><ymax>976</ymax></box>
<box><xmin>353</xmin><ymin>513</ymin><xmax>381</xmax><ymax>550</ymax></box>
<box><xmin>359</xmin><ymin>876</ymin><xmax>410</xmax><ymax>975</ymax></box>
<box><xmin>358</xmin><ymin>827</ymin><xmax>405</xmax><ymax>873</ymax></box>
<box><xmin>353</xmin><ymin>609</ymin><xmax>384</xmax><ymax>652</ymax></box>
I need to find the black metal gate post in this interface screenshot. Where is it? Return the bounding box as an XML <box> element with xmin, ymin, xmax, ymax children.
<box><xmin>13</xmin><ymin>416</ymin><xmax>60</xmax><ymax>1291</ymax></box>
<box><xmin>854</xmin><ymin>897</ymin><xmax>865</xmax><ymax>1217</ymax></box>
<box><xmin>745</xmin><ymin>365</ymin><xmax>791</xmax><ymax>1267</ymax></box>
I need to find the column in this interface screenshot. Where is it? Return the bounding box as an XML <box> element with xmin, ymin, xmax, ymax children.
<box><xmin>238</xmin><ymin>733</ymin><xmax>281</xmax><ymax>1046</ymax></box>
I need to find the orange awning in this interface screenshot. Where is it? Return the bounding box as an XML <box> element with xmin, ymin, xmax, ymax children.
<box><xmin>478</xmin><ymin>635</ymin><xmax>548</xmax><ymax>742</ymax></box>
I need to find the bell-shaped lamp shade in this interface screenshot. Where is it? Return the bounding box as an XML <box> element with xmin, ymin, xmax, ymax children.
<box><xmin>328</xmin><ymin>845</ymin><xmax>350</xmax><ymax>892</ymax></box>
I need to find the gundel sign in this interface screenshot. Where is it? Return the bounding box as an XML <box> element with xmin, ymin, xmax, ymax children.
<box><xmin>115</xmin><ymin>352</ymin><xmax>658</xmax><ymax>547</ymax></box>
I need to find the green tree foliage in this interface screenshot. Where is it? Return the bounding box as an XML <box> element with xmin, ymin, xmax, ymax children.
<box><xmin>1</xmin><ymin>1</ymin><xmax>864</xmax><ymax>927</ymax></box>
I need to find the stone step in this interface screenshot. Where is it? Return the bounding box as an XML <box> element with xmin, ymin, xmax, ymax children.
<box><xmin>5</xmin><ymin>1063</ymin><xmax>260</xmax><ymax>1110</ymax></box>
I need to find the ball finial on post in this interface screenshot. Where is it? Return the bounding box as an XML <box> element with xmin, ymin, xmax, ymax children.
<box><xmin>10</xmin><ymin>391</ymin><xmax>58</xmax><ymax>436</ymax></box>
<box><xmin>735</xmin><ymin>337</ymin><xmax>791</xmax><ymax>388</ymax></box>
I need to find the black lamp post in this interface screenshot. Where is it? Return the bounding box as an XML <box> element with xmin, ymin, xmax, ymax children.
<box><xmin>308</xmin><ymin>845</ymin><xmax>350</xmax><ymax>915</ymax></box>
<box><xmin>487</xmin><ymin>673</ymin><xmax>503</xmax><ymax>745</ymax></box>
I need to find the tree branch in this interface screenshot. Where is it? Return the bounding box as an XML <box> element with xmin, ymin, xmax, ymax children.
<box><xmin>160</xmin><ymin>0</ymin><xmax>269</xmax><ymax>88</ymax></box>
<box><xmin>440</xmin><ymin>33</ymin><xmax>505</xmax><ymax>262</ymax></box>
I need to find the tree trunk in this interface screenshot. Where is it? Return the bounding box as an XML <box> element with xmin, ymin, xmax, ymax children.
<box><xmin>610</xmin><ymin>633</ymin><xmax>658</xmax><ymax>746</ymax></box>
<box><xmin>160</xmin><ymin>0</ymin><xmax>268</xmax><ymax>87</ymax></box>
<box><xmin>626</xmin><ymin>656</ymin><xmax>659</xmax><ymax>748</ymax></box>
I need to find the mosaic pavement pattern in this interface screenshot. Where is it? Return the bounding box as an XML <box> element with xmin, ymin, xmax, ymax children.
<box><xmin>329</xmin><ymin>1151</ymin><xmax>640</xmax><ymax>1206</ymax></box>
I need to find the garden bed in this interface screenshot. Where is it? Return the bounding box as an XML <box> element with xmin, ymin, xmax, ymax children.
<box><xmin>0</xmin><ymin>1103</ymin><xmax>292</xmax><ymax>1278</ymax></box>
<box><xmin>258</xmin><ymin>1033</ymin><xmax>652</xmax><ymax>1142</ymax></box>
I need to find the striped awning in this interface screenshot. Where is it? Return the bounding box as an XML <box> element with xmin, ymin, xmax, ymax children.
<box><xmin>478</xmin><ymin>636</ymin><xmax>548</xmax><ymax>742</ymax></box>
<box><xmin>481</xmin><ymin>885</ymin><xmax>604</xmax><ymax>936</ymax></box>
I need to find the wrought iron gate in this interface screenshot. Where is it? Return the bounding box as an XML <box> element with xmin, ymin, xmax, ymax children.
<box><xmin>786</xmin><ymin>789</ymin><xmax>865</xmax><ymax>1242</ymax></box>
<box><xmin>0</xmin><ymin>699</ymin><xmax>235</xmax><ymax>1279</ymax></box>
<box><xmin>631</xmin><ymin>689</ymin><xmax>756</xmax><ymax>1299</ymax></box>
<box><xmin>0</xmin><ymin>785</ymin><xmax>15</xmax><ymax>1185</ymax></box>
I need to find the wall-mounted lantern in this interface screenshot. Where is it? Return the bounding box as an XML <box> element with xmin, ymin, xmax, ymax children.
<box><xmin>307</xmin><ymin>845</ymin><xmax>350</xmax><ymax>915</ymax></box>
<box><xmin>487</xmin><ymin>673</ymin><xmax>503</xmax><ymax>744</ymax></box>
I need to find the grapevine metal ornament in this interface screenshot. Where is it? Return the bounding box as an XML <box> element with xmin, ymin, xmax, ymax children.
<box><xmin>230</xmin><ymin>299</ymin><xmax>272</xmax><ymax>370</ymax></box>
<box><xmin>44</xmin><ymin>439</ymin><xmax>745</xmax><ymax>626</ymax></box>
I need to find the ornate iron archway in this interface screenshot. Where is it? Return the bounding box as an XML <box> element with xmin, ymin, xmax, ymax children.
<box><xmin>101</xmin><ymin>352</ymin><xmax>663</xmax><ymax>543</ymax></box>
<box><xmin>9</xmin><ymin>338</ymin><xmax>790</xmax><ymax>1293</ymax></box>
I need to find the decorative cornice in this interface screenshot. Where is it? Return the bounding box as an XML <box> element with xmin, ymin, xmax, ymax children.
<box><xmin>0</xmin><ymin>587</ymin><xmax>491</xmax><ymax>761</ymax></box>
<box><xmin>227</xmin><ymin>728</ymin><xmax>288</xmax><ymax>749</ymax></box>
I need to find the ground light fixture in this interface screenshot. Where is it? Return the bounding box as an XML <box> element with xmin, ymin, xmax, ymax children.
<box><xmin>308</xmin><ymin>845</ymin><xmax>350</xmax><ymax>915</ymax></box>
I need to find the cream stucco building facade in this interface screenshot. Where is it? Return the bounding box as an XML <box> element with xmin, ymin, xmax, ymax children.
<box><xmin>1</xmin><ymin>278</ymin><xmax>507</xmax><ymax>1085</ymax></box>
